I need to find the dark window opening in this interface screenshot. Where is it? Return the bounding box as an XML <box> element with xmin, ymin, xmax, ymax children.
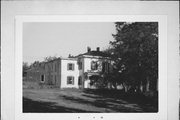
<box><xmin>41</xmin><ymin>75</ymin><xmax>45</xmax><ymax>82</ymax></box>
<box><xmin>102</xmin><ymin>62</ymin><xmax>109</xmax><ymax>73</ymax></box>
<box><xmin>67</xmin><ymin>63</ymin><xmax>74</xmax><ymax>71</ymax></box>
<box><xmin>91</xmin><ymin>61</ymin><xmax>98</xmax><ymax>70</ymax></box>
<box><xmin>67</xmin><ymin>76</ymin><xmax>74</xmax><ymax>85</ymax></box>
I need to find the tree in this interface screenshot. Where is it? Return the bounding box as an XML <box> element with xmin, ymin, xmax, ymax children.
<box><xmin>30</xmin><ymin>61</ymin><xmax>40</xmax><ymax>68</ymax></box>
<box><xmin>109</xmin><ymin>22</ymin><xmax>158</xmax><ymax>93</ymax></box>
<box><xmin>23</xmin><ymin>62</ymin><xmax>30</xmax><ymax>77</ymax></box>
<box><xmin>44</xmin><ymin>56</ymin><xmax>58</xmax><ymax>62</ymax></box>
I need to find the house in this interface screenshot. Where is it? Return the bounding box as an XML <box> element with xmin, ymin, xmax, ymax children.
<box><xmin>77</xmin><ymin>47</ymin><xmax>112</xmax><ymax>89</ymax></box>
<box><xmin>25</xmin><ymin>47</ymin><xmax>112</xmax><ymax>89</ymax></box>
<box><xmin>25</xmin><ymin>62</ymin><xmax>45</xmax><ymax>82</ymax></box>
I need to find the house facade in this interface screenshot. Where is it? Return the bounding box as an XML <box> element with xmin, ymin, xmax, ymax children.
<box><xmin>77</xmin><ymin>47</ymin><xmax>111</xmax><ymax>89</ymax></box>
<box><xmin>25</xmin><ymin>47</ymin><xmax>112</xmax><ymax>89</ymax></box>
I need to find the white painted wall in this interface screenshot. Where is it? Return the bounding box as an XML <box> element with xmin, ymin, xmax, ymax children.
<box><xmin>82</xmin><ymin>56</ymin><xmax>113</xmax><ymax>88</ymax></box>
<box><xmin>60</xmin><ymin>59</ymin><xmax>79</xmax><ymax>88</ymax></box>
<box><xmin>83</xmin><ymin>57</ymin><xmax>102</xmax><ymax>88</ymax></box>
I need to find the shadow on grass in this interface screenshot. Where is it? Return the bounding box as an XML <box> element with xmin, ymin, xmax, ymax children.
<box><xmin>23</xmin><ymin>97</ymin><xmax>92</xmax><ymax>113</ymax></box>
<box><xmin>60</xmin><ymin>94</ymin><xmax>143</xmax><ymax>112</ymax></box>
<box><xmin>23</xmin><ymin>89</ymin><xmax>158</xmax><ymax>113</ymax></box>
<box><xmin>82</xmin><ymin>89</ymin><xmax>158</xmax><ymax>112</ymax></box>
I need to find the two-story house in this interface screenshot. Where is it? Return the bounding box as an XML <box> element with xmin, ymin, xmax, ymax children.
<box><xmin>77</xmin><ymin>47</ymin><xmax>111</xmax><ymax>89</ymax></box>
<box><xmin>25</xmin><ymin>47</ymin><xmax>111</xmax><ymax>89</ymax></box>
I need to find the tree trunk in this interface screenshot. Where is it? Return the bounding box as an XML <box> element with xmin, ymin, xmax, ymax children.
<box><xmin>122</xmin><ymin>83</ymin><xmax>128</xmax><ymax>92</ymax></box>
<box><xmin>146</xmin><ymin>77</ymin><xmax>150</xmax><ymax>92</ymax></box>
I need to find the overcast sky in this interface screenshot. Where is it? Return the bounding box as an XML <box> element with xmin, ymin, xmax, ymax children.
<box><xmin>23</xmin><ymin>22</ymin><xmax>116</xmax><ymax>64</ymax></box>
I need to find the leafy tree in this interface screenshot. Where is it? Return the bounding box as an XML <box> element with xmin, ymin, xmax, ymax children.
<box><xmin>109</xmin><ymin>22</ymin><xmax>158</xmax><ymax>92</ymax></box>
<box><xmin>23</xmin><ymin>62</ymin><xmax>29</xmax><ymax>70</ymax></box>
<box><xmin>44</xmin><ymin>56</ymin><xmax>58</xmax><ymax>62</ymax></box>
<box><xmin>30</xmin><ymin>61</ymin><xmax>40</xmax><ymax>68</ymax></box>
<box><xmin>89</xmin><ymin>75</ymin><xmax>102</xmax><ymax>88</ymax></box>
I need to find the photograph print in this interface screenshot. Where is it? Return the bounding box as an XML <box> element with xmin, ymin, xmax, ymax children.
<box><xmin>23</xmin><ymin>22</ymin><xmax>158</xmax><ymax>113</ymax></box>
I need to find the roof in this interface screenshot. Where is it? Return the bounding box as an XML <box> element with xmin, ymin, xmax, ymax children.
<box><xmin>77</xmin><ymin>50</ymin><xmax>110</xmax><ymax>58</ymax></box>
<box><xmin>44</xmin><ymin>57</ymin><xmax>77</xmax><ymax>63</ymax></box>
<box><xmin>60</xmin><ymin>57</ymin><xmax>77</xmax><ymax>61</ymax></box>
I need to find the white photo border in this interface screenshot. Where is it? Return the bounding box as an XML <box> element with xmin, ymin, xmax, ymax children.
<box><xmin>15</xmin><ymin>15</ymin><xmax>167</xmax><ymax>120</ymax></box>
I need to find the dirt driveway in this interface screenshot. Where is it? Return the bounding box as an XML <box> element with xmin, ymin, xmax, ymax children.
<box><xmin>23</xmin><ymin>88</ymin><xmax>157</xmax><ymax>113</ymax></box>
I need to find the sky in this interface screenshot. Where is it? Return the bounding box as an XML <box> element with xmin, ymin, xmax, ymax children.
<box><xmin>23</xmin><ymin>22</ymin><xmax>116</xmax><ymax>64</ymax></box>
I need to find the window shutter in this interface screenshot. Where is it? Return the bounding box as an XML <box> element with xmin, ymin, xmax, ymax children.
<box><xmin>102</xmin><ymin>62</ymin><xmax>105</xmax><ymax>72</ymax></box>
<box><xmin>67</xmin><ymin>76</ymin><xmax>69</xmax><ymax>84</ymax></box>
<box><xmin>72</xmin><ymin>77</ymin><xmax>74</xmax><ymax>84</ymax></box>
<box><xmin>72</xmin><ymin>64</ymin><xmax>74</xmax><ymax>70</ymax></box>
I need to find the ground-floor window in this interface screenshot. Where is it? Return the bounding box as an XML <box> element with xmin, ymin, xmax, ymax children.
<box><xmin>40</xmin><ymin>74</ymin><xmax>45</xmax><ymax>83</ymax></box>
<box><xmin>67</xmin><ymin>76</ymin><xmax>74</xmax><ymax>85</ymax></box>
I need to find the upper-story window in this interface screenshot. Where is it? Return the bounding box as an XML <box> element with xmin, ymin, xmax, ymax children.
<box><xmin>67</xmin><ymin>63</ymin><xmax>74</xmax><ymax>71</ymax></box>
<box><xmin>102</xmin><ymin>62</ymin><xmax>109</xmax><ymax>73</ymax></box>
<box><xmin>91</xmin><ymin>61</ymin><xmax>98</xmax><ymax>70</ymax></box>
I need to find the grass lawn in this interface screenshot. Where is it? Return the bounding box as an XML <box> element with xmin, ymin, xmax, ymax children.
<box><xmin>23</xmin><ymin>88</ymin><xmax>158</xmax><ymax>113</ymax></box>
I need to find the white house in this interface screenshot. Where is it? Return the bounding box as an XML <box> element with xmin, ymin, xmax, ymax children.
<box><xmin>60</xmin><ymin>58</ymin><xmax>79</xmax><ymax>88</ymax></box>
<box><xmin>26</xmin><ymin>47</ymin><xmax>112</xmax><ymax>89</ymax></box>
<box><xmin>77</xmin><ymin>47</ymin><xmax>111</xmax><ymax>89</ymax></box>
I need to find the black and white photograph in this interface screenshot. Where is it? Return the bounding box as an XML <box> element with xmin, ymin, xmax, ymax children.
<box><xmin>1</xmin><ymin>1</ymin><xmax>179</xmax><ymax>120</ymax></box>
<box><xmin>22</xmin><ymin>22</ymin><xmax>158</xmax><ymax>113</ymax></box>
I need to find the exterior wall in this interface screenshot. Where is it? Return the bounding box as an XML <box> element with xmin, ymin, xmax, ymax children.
<box><xmin>83</xmin><ymin>57</ymin><xmax>100</xmax><ymax>88</ymax></box>
<box><xmin>44</xmin><ymin>59</ymin><xmax>61</xmax><ymax>87</ymax></box>
<box><xmin>77</xmin><ymin>57</ymin><xmax>84</xmax><ymax>88</ymax></box>
<box><xmin>25</xmin><ymin>65</ymin><xmax>45</xmax><ymax>83</ymax></box>
<box><xmin>25</xmin><ymin>56</ymin><xmax>112</xmax><ymax>89</ymax></box>
<box><xmin>60</xmin><ymin>59</ymin><xmax>79</xmax><ymax>88</ymax></box>
<box><xmin>83</xmin><ymin>57</ymin><xmax>102</xmax><ymax>73</ymax></box>
<box><xmin>25</xmin><ymin>69</ymin><xmax>41</xmax><ymax>82</ymax></box>
<box><xmin>82</xmin><ymin>56</ymin><xmax>112</xmax><ymax>88</ymax></box>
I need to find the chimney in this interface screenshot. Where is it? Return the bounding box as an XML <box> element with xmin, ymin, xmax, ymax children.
<box><xmin>96</xmin><ymin>47</ymin><xmax>100</xmax><ymax>52</ymax></box>
<box><xmin>87</xmin><ymin>47</ymin><xmax>91</xmax><ymax>52</ymax></box>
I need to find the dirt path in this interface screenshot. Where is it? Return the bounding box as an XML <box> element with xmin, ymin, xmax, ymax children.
<box><xmin>23</xmin><ymin>88</ymin><xmax>157</xmax><ymax>113</ymax></box>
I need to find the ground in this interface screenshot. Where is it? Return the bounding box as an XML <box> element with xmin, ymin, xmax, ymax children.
<box><xmin>23</xmin><ymin>88</ymin><xmax>158</xmax><ymax>113</ymax></box>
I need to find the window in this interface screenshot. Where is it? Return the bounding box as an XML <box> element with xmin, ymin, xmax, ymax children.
<box><xmin>102</xmin><ymin>62</ymin><xmax>109</xmax><ymax>73</ymax></box>
<box><xmin>67</xmin><ymin>63</ymin><xmax>74</xmax><ymax>71</ymax></box>
<box><xmin>40</xmin><ymin>75</ymin><xmax>45</xmax><ymax>82</ymax></box>
<box><xmin>67</xmin><ymin>76</ymin><xmax>74</xmax><ymax>85</ymax></box>
<box><xmin>91</xmin><ymin>61</ymin><xmax>98</xmax><ymax>70</ymax></box>
<box><xmin>102</xmin><ymin>62</ymin><xmax>105</xmax><ymax>72</ymax></box>
<box><xmin>78</xmin><ymin>62</ymin><xmax>82</xmax><ymax>70</ymax></box>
